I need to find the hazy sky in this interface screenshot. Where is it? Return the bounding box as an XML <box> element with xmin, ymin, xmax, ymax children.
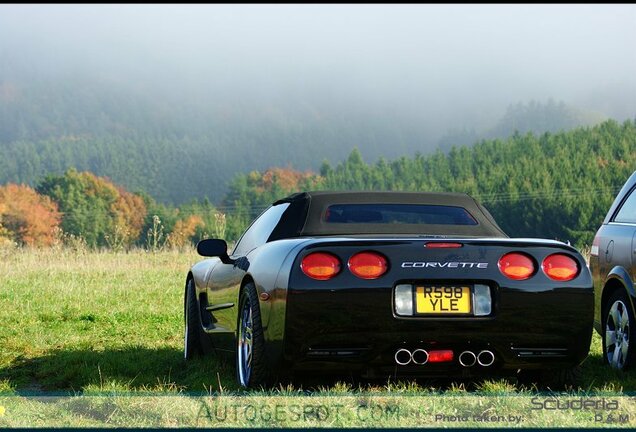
<box><xmin>1</xmin><ymin>4</ymin><xmax>635</xmax><ymax>130</ymax></box>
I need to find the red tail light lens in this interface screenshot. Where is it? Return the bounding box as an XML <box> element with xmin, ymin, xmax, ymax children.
<box><xmin>542</xmin><ymin>254</ymin><xmax>579</xmax><ymax>281</ymax></box>
<box><xmin>498</xmin><ymin>252</ymin><xmax>535</xmax><ymax>280</ymax></box>
<box><xmin>301</xmin><ymin>252</ymin><xmax>341</xmax><ymax>280</ymax></box>
<box><xmin>348</xmin><ymin>251</ymin><xmax>388</xmax><ymax>279</ymax></box>
<box><xmin>424</xmin><ymin>242</ymin><xmax>463</xmax><ymax>248</ymax></box>
<box><xmin>428</xmin><ymin>350</ymin><xmax>454</xmax><ymax>363</ymax></box>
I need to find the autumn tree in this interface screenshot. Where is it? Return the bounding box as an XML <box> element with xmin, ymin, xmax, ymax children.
<box><xmin>168</xmin><ymin>215</ymin><xmax>204</xmax><ymax>249</ymax></box>
<box><xmin>0</xmin><ymin>202</ymin><xmax>11</xmax><ymax>246</ymax></box>
<box><xmin>37</xmin><ymin>169</ymin><xmax>147</xmax><ymax>248</ymax></box>
<box><xmin>110</xmin><ymin>187</ymin><xmax>148</xmax><ymax>247</ymax></box>
<box><xmin>223</xmin><ymin>167</ymin><xmax>323</xmax><ymax>240</ymax></box>
<box><xmin>0</xmin><ymin>183</ymin><xmax>61</xmax><ymax>246</ymax></box>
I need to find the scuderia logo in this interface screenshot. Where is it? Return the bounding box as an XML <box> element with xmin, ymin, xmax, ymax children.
<box><xmin>530</xmin><ymin>397</ymin><xmax>619</xmax><ymax>411</ymax></box>
<box><xmin>401</xmin><ymin>261</ymin><xmax>488</xmax><ymax>269</ymax></box>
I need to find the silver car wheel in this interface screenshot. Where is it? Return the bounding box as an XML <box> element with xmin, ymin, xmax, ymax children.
<box><xmin>238</xmin><ymin>298</ymin><xmax>253</xmax><ymax>386</ymax></box>
<box><xmin>606</xmin><ymin>300</ymin><xmax>630</xmax><ymax>369</ymax></box>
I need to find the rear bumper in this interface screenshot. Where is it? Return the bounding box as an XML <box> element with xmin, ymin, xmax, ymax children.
<box><xmin>280</xmin><ymin>284</ymin><xmax>594</xmax><ymax>376</ymax></box>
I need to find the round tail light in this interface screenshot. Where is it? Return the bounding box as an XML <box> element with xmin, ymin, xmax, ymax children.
<box><xmin>542</xmin><ymin>253</ymin><xmax>579</xmax><ymax>281</ymax></box>
<box><xmin>348</xmin><ymin>251</ymin><xmax>388</xmax><ymax>279</ymax></box>
<box><xmin>498</xmin><ymin>252</ymin><xmax>535</xmax><ymax>280</ymax></box>
<box><xmin>301</xmin><ymin>252</ymin><xmax>341</xmax><ymax>280</ymax></box>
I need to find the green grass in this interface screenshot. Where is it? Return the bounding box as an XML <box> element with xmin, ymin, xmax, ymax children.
<box><xmin>0</xmin><ymin>247</ymin><xmax>236</xmax><ymax>393</ymax></box>
<box><xmin>1</xmin><ymin>247</ymin><xmax>636</xmax><ymax>427</ymax></box>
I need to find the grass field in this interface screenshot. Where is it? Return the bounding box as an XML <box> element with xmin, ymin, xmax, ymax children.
<box><xmin>1</xmin><ymin>247</ymin><xmax>636</xmax><ymax>427</ymax></box>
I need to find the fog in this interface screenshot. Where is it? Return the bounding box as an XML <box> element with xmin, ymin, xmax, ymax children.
<box><xmin>1</xmin><ymin>4</ymin><xmax>635</xmax><ymax>159</ymax></box>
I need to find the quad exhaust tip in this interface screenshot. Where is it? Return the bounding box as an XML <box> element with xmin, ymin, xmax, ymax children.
<box><xmin>394</xmin><ymin>348</ymin><xmax>430</xmax><ymax>365</ymax></box>
<box><xmin>395</xmin><ymin>348</ymin><xmax>494</xmax><ymax>367</ymax></box>
<box><xmin>459</xmin><ymin>350</ymin><xmax>477</xmax><ymax>367</ymax></box>
<box><xmin>411</xmin><ymin>349</ymin><xmax>429</xmax><ymax>365</ymax></box>
<box><xmin>477</xmin><ymin>350</ymin><xmax>495</xmax><ymax>367</ymax></box>
<box><xmin>459</xmin><ymin>350</ymin><xmax>496</xmax><ymax>367</ymax></box>
<box><xmin>395</xmin><ymin>348</ymin><xmax>412</xmax><ymax>365</ymax></box>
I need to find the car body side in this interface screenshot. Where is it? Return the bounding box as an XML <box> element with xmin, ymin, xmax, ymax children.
<box><xmin>591</xmin><ymin>171</ymin><xmax>636</xmax><ymax>334</ymax></box>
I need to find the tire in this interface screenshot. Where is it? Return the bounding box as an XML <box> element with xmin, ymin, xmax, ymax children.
<box><xmin>236</xmin><ymin>282</ymin><xmax>270</xmax><ymax>388</ymax></box>
<box><xmin>184</xmin><ymin>279</ymin><xmax>203</xmax><ymax>360</ymax></box>
<box><xmin>602</xmin><ymin>290</ymin><xmax>636</xmax><ymax>370</ymax></box>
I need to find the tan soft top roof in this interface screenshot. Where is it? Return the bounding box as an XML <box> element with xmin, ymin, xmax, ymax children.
<box><xmin>273</xmin><ymin>191</ymin><xmax>508</xmax><ymax>238</ymax></box>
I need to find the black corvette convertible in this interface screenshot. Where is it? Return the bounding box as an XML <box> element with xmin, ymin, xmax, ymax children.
<box><xmin>183</xmin><ymin>191</ymin><xmax>593</xmax><ymax>388</ymax></box>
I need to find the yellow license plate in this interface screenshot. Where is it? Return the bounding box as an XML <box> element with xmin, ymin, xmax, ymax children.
<box><xmin>415</xmin><ymin>286</ymin><xmax>472</xmax><ymax>314</ymax></box>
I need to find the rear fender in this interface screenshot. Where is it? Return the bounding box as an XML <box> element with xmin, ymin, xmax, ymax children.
<box><xmin>240</xmin><ymin>239</ymin><xmax>313</xmax><ymax>334</ymax></box>
<box><xmin>241</xmin><ymin>239</ymin><xmax>314</xmax><ymax>375</ymax></box>
<box><xmin>603</xmin><ymin>266</ymin><xmax>636</xmax><ymax>317</ymax></box>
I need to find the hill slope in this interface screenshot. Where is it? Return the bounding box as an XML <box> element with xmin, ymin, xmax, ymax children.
<box><xmin>0</xmin><ymin>71</ymin><xmax>618</xmax><ymax>203</ymax></box>
<box><xmin>223</xmin><ymin>119</ymin><xmax>636</xmax><ymax>246</ymax></box>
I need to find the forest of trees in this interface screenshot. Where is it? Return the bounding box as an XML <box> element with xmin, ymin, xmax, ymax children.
<box><xmin>0</xmin><ymin>169</ymin><xmax>226</xmax><ymax>250</ymax></box>
<box><xmin>436</xmin><ymin>99</ymin><xmax>606</xmax><ymax>151</ymax></box>
<box><xmin>0</xmin><ymin>67</ymin><xmax>608</xmax><ymax>204</ymax></box>
<box><xmin>222</xmin><ymin>119</ymin><xmax>636</xmax><ymax>247</ymax></box>
<box><xmin>0</xmin><ymin>119</ymin><xmax>634</xmax><ymax>250</ymax></box>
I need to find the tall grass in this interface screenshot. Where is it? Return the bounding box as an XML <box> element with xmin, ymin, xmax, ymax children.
<box><xmin>0</xmin><ymin>247</ymin><xmax>633</xmax><ymax>395</ymax></box>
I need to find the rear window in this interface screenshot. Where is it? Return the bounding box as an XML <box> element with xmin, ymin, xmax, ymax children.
<box><xmin>323</xmin><ymin>204</ymin><xmax>478</xmax><ymax>225</ymax></box>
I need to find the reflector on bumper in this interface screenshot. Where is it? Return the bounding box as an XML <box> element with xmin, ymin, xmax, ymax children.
<box><xmin>473</xmin><ymin>284</ymin><xmax>492</xmax><ymax>316</ymax></box>
<box><xmin>394</xmin><ymin>284</ymin><xmax>414</xmax><ymax>315</ymax></box>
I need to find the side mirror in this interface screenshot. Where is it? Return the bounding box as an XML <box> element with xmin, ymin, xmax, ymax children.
<box><xmin>196</xmin><ymin>239</ymin><xmax>234</xmax><ymax>264</ymax></box>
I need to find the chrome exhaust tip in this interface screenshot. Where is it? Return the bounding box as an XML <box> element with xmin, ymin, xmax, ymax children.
<box><xmin>477</xmin><ymin>350</ymin><xmax>495</xmax><ymax>367</ymax></box>
<box><xmin>459</xmin><ymin>350</ymin><xmax>477</xmax><ymax>367</ymax></box>
<box><xmin>411</xmin><ymin>349</ymin><xmax>429</xmax><ymax>365</ymax></box>
<box><xmin>395</xmin><ymin>348</ymin><xmax>412</xmax><ymax>365</ymax></box>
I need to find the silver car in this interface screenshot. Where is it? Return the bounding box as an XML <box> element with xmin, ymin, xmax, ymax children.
<box><xmin>591</xmin><ymin>170</ymin><xmax>636</xmax><ymax>370</ymax></box>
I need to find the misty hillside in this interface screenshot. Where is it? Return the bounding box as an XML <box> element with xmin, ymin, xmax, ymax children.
<box><xmin>222</xmin><ymin>119</ymin><xmax>636</xmax><ymax>246</ymax></box>
<box><xmin>0</xmin><ymin>71</ymin><xmax>440</xmax><ymax>203</ymax></box>
<box><xmin>0</xmin><ymin>5</ymin><xmax>634</xmax><ymax>203</ymax></box>
<box><xmin>0</xmin><ymin>72</ymin><xmax>617</xmax><ymax>203</ymax></box>
<box><xmin>436</xmin><ymin>99</ymin><xmax>607</xmax><ymax>151</ymax></box>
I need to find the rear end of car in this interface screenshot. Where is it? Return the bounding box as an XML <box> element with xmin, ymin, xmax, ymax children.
<box><xmin>282</xmin><ymin>237</ymin><xmax>593</xmax><ymax>378</ymax></box>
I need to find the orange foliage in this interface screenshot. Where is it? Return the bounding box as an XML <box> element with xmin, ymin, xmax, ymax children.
<box><xmin>169</xmin><ymin>215</ymin><xmax>204</xmax><ymax>248</ymax></box>
<box><xmin>112</xmin><ymin>187</ymin><xmax>147</xmax><ymax>244</ymax></box>
<box><xmin>0</xmin><ymin>201</ymin><xmax>9</xmax><ymax>244</ymax></box>
<box><xmin>79</xmin><ymin>172</ymin><xmax>148</xmax><ymax>246</ymax></box>
<box><xmin>63</xmin><ymin>171</ymin><xmax>147</xmax><ymax>246</ymax></box>
<box><xmin>256</xmin><ymin>167</ymin><xmax>320</xmax><ymax>193</ymax></box>
<box><xmin>79</xmin><ymin>172</ymin><xmax>119</xmax><ymax>201</ymax></box>
<box><xmin>0</xmin><ymin>184</ymin><xmax>61</xmax><ymax>247</ymax></box>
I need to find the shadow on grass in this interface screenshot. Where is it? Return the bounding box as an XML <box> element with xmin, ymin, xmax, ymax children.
<box><xmin>270</xmin><ymin>352</ymin><xmax>636</xmax><ymax>394</ymax></box>
<box><xmin>0</xmin><ymin>346</ymin><xmax>237</xmax><ymax>394</ymax></box>
<box><xmin>3</xmin><ymin>348</ymin><xmax>635</xmax><ymax>395</ymax></box>
<box><xmin>0</xmin><ymin>346</ymin><xmax>505</xmax><ymax>394</ymax></box>
<box><xmin>579</xmin><ymin>352</ymin><xmax>636</xmax><ymax>393</ymax></box>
